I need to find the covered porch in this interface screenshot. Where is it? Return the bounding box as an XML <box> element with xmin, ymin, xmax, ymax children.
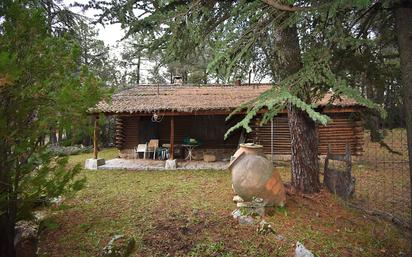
<box><xmin>86</xmin><ymin>84</ymin><xmax>269</xmax><ymax>170</ymax></box>
<box><xmin>88</xmin><ymin>111</ymin><xmax>244</xmax><ymax>170</ymax></box>
<box><xmin>114</xmin><ymin>113</ymin><xmax>242</xmax><ymax>161</ymax></box>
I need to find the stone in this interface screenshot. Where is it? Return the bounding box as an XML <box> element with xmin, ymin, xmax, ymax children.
<box><xmin>232</xmin><ymin>209</ymin><xmax>242</xmax><ymax>219</ymax></box>
<box><xmin>295</xmin><ymin>241</ymin><xmax>314</xmax><ymax>257</ymax></box>
<box><xmin>165</xmin><ymin>159</ymin><xmax>177</xmax><ymax>169</ymax></box>
<box><xmin>14</xmin><ymin>220</ymin><xmax>39</xmax><ymax>257</ymax></box>
<box><xmin>253</xmin><ymin>197</ymin><xmax>264</xmax><ymax>203</ymax></box>
<box><xmin>101</xmin><ymin>235</ymin><xmax>135</xmax><ymax>257</ymax></box>
<box><xmin>236</xmin><ymin>201</ymin><xmax>266</xmax><ymax>216</ymax></box>
<box><xmin>203</xmin><ymin>154</ymin><xmax>216</xmax><ymax>162</ymax></box>
<box><xmin>275</xmin><ymin>234</ymin><xmax>285</xmax><ymax>241</ymax></box>
<box><xmin>238</xmin><ymin>215</ymin><xmax>255</xmax><ymax>225</ymax></box>
<box><xmin>50</xmin><ymin>196</ymin><xmax>64</xmax><ymax>208</ymax></box>
<box><xmin>257</xmin><ymin>220</ymin><xmax>275</xmax><ymax>235</ymax></box>
<box><xmin>231</xmin><ymin>209</ymin><xmax>256</xmax><ymax>225</ymax></box>
<box><xmin>84</xmin><ymin>158</ymin><xmax>105</xmax><ymax>170</ymax></box>
<box><xmin>233</xmin><ymin>195</ymin><xmax>244</xmax><ymax>203</ymax></box>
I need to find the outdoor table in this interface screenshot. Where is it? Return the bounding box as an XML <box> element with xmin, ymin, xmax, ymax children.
<box><xmin>182</xmin><ymin>144</ymin><xmax>198</xmax><ymax>161</ymax></box>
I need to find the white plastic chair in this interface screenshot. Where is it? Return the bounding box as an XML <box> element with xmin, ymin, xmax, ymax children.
<box><xmin>134</xmin><ymin>143</ymin><xmax>147</xmax><ymax>159</ymax></box>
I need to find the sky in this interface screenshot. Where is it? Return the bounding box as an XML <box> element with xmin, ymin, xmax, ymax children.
<box><xmin>63</xmin><ymin>0</ymin><xmax>124</xmax><ymax>47</ymax></box>
<box><xmin>63</xmin><ymin>0</ymin><xmax>159</xmax><ymax>83</ymax></box>
<box><xmin>62</xmin><ymin>0</ymin><xmax>267</xmax><ymax>84</ymax></box>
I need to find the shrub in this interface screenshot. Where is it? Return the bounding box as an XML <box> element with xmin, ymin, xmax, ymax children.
<box><xmin>47</xmin><ymin>145</ymin><xmax>93</xmax><ymax>156</ymax></box>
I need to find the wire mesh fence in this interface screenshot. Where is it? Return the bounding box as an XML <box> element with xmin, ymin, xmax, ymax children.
<box><xmin>351</xmin><ymin>128</ymin><xmax>410</xmax><ymax>228</ymax></box>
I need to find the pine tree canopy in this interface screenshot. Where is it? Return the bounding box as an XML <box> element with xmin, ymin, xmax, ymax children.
<box><xmin>88</xmin><ymin>0</ymin><xmax>395</xmax><ymax>135</ymax></box>
<box><xmin>0</xmin><ymin>0</ymin><xmax>110</xmax><ymax>221</ymax></box>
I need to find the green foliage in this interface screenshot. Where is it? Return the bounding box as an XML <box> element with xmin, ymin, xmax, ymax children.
<box><xmin>0</xmin><ymin>0</ymin><xmax>105</xmax><ymax>229</ymax></box>
<box><xmin>93</xmin><ymin>0</ymin><xmax>394</xmax><ymax>138</ymax></box>
<box><xmin>225</xmin><ymin>86</ymin><xmax>331</xmax><ymax>139</ymax></box>
<box><xmin>47</xmin><ymin>145</ymin><xmax>93</xmax><ymax>157</ymax></box>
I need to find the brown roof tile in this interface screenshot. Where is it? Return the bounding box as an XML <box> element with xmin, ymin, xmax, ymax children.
<box><xmin>93</xmin><ymin>84</ymin><xmax>359</xmax><ymax>114</ymax></box>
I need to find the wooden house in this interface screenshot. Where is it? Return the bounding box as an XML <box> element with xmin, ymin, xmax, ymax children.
<box><xmin>91</xmin><ymin>84</ymin><xmax>364</xmax><ymax>160</ymax></box>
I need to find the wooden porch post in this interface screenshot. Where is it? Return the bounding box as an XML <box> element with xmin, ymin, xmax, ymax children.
<box><xmin>93</xmin><ymin>115</ymin><xmax>99</xmax><ymax>159</ymax></box>
<box><xmin>271</xmin><ymin>118</ymin><xmax>274</xmax><ymax>162</ymax></box>
<box><xmin>170</xmin><ymin>116</ymin><xmax>174</xmax><ymax>159</ymax></box>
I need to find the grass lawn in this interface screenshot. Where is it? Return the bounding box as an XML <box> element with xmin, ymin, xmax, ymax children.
<box><xmin>38</xmin><ymin>148</ymin><xmax>410</xmax><ymax>257</ymax></box>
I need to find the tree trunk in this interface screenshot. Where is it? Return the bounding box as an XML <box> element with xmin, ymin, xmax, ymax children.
<box><xmin>288</xmin><ymin>104</ymin><xmax>321</xmax><ymax>193</ymax></box>
<box><xmin>57</xmin><ymin>128</ymin><xmax>62</xmax><ymax>145</ymax></box>
<box><xmin>0</xmin><ymin>164</ymin><xmax>15</xmax><ymax>257</ymax></box>
<box><xmin>394</xmin><ymin>0</ymin><xmax>412</xmax><ymax>248</ymax></box>
<box><xmin>0</xmin><ymin>211</ymin><xmax>15</xmax><ymax>257</ymax></box>
<box><xmin>0</xmin><ymin>101</ymin><xmax>16</xmax><ymax>257</ymax></box>
<box><xmin>275</xmin><ymin>20</ymin><xmax>321</xmax><ymax>193</ymax></box>
<box><xmin>50</xmin><ymin>128</ymin><xmax>57</xmax><ymax>146</ymax></box>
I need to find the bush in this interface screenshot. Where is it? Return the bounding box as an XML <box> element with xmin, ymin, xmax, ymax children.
<box><xmin>47</xmin><ymin>145</ymin><xmax>92</xmax><ymax>156</ymax></box>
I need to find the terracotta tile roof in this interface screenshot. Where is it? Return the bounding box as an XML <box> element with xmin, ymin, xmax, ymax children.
<box><xmin>92</xmin><ymin>84</ymin><xmax>359</xmax><ymax>114</ymax></box>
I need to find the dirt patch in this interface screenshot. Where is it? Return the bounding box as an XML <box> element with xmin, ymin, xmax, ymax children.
<box><xmin>140</xmin><ymin>210</ymin><xmax>280</xmax><ymax>257</ymax></box>
<box><xmin>141</xmin><ymin>216</ymin><xmax>204</xmax><ymax>255</ymax></box>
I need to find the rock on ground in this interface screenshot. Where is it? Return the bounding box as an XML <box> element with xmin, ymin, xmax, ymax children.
<box><xmin>231</xmin><ymin>209</ymin><xmax>256</xmax><ymax>225</ymax></box>
<box><xmin>257</xmin><ymin>220</ymin><xmax>275</xmax><ymax>235</ymax></box>
<box><xmin>295</xmin><ymin>241</ymin><xmax>314</xmax><ymax>257</ymax></box>
<box><xmin>101</xmin><ymin>235</ymin><xmax>135</xmax><ymax>257</ymax></box>
<box><xmin>84</xmin><ymin>158</ymin><xmax>105</xmax><ymax>170</ymax></box>
<box><xmin>233</xmin><ymin>195</ymin><xmax>244</xmax><ymax>203</ymax></box>
<box><xmin>165</xmin><ymin>159</ymin><xmax>177</xmax><ymax>169</ymax></box>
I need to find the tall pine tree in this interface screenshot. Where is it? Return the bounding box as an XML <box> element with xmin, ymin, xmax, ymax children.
<box><xmin>0</xmin><ymin>1</ymin><xmax>107</xmax><ymax>255</ymax></box>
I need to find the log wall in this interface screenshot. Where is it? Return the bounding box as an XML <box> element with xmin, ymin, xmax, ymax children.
<box><xmin>115</xmin><ymin>112</ymin><xmax>364</xmax><ymax>158</ymax></box>
<box><xmin>115</xmin><ymin>116</ymin><xmax>139</xmax><ymax>149</ymax></box>
<box><xmin>246</xmin><ymin>112</ymin><xmax>364</xmax><ymax>156</ymax></box>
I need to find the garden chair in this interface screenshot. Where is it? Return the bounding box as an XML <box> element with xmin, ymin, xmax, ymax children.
<box><xmin>147</xmin><ymin>139</ymin><xmax>159</xmax><ymax>160</ymax></box>
<box><xmin>134</xmin><ymin>143</ymin><xmax>147</xmax><ymax>159</ymax></box>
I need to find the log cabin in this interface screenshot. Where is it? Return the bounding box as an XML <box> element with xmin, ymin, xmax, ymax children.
<box><xmin>90</xmin><ymin>83</ymin><xmax>364</xmax><ymax>161</ymax></box>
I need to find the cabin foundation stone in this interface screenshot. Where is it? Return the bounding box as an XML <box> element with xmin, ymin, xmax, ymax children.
<box><xmin>165</xmin><ymin>159</ymin><xmax>177</xmax><ymax>169</ymax></box>
<box><xmin>85</xmin><ymin>158</ymin><xmax>105</xmax><ymax>170</ymax></box>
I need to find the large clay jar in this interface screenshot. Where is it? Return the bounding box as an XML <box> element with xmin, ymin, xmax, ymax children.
<box><xmin>229</xmin><ymin>145</ymin><xmax>286</xmax><ymax>207</ymax></box>
<box><xmin>232</xmin><ymin>143</ymin><xmax>264</xmax><ymax>159</ymax></box>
